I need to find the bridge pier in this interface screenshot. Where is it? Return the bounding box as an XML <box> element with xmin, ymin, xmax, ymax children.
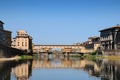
<box><xmin>64</xmin><ymin>52</ymin><xmax>70</xmax><ymax>57</ymax></box>
<box><xmin>41</xmin><ymin>53</ymin><xmax>48</xmax><ymax>58</ymax></box>
<box><xmin>33</xmin><ymin>45</ymin><xmax>83</xmax><ymax>56</ymax></box>
<box><xmin>36</xmin><ymin>51</ymin><xmax>84</xmax><ymax>59</ymax></box>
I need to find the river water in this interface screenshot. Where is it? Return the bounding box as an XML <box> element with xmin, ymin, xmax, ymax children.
<box><xmin>0</xmin><ymin>56</ymin><xmax>120</xmax><ymax>80</ymax></box>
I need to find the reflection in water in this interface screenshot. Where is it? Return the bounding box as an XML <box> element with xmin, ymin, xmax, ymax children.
<box><xmin>0</xmin><ymin>60</ymin><xmax>33</xmax><ymax>80</ymax></box>
<box><xmin>12</xmin><ymin>60</ymin><xmax>33</xmax><ymax>80</ymax></box>
<box><xmin>101</xmin><ymin>60</ymin><xmax>120</xmax><ymax>80</ymax></box>
<box><xmin>0</xmin><ymin>61</ymin><xmax>12</xmax><ymax>80</ymax></box>
<box><xmin>32</xmin><ymin>57</ymin><xmax>101</xmax><ymax>77</ymax></box>
<box><xmin>30</xmin><ymin>57</ymin><xmax>120</xmax><ymax>80</ymax></box>
<box><xmin>1</xmin><ymin>57</ymin><xmax>120</xmax><ymax>80</ymax></box>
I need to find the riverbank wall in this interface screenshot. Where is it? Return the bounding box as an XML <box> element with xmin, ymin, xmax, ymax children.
<box><xmin>0</xmin><ymin>44</ymin><xmax>24</xmax><ymax>58</ymax></box>
<box><xmin>102</xmin><ymin>50</ymin><xmax>120</xmax><ymax>56</ymax></box>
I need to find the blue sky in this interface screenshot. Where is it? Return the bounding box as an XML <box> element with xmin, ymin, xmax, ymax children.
<box><xmin>0</xmin><ymin>0</ymin><xmax>120</xmax><ymax>44</ymax></box>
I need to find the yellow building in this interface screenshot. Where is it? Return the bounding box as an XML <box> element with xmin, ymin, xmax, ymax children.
<box><xmin>84</xmin><ymin>36</ymin><xmax>100</xmax><ymax>53</ymax></box>
<box><xmin>74</xmin><ymin>36</ymin><xmax>100</xmax><ymax>53</ymax></box>
<box><xmin>12</xmin><ymin>30</ymin><xmax>33</xmax><ymax>53</ymax></box>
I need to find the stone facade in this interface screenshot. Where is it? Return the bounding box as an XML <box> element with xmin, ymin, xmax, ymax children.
<box><xmin>0</xmin><ymin>21</ymin><xmax>11</xmax><ymax>46</ymax></box>
<box><xmin>75</xmin><ymin>36</ymin><xmax>100</xmax><ymax>53</ymax></box>
<box><xmin>13</xmin><ymin>62</ymin><xmax>29</xmax><ymax>80</ymax></box>
<box><xmin>12</xmin><ymin>30</ymin><xmax>33</xmax><ymax>53</ymax></box>
<box><xmin>100</xmin><ymin>24</ymin><xmax>120</xmax><ymax>50</ymax></box>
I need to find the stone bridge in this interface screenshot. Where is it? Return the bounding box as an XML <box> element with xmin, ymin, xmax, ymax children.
<box><xmin>33</xmin><ymin>45</ymin><xmax>85</xmax><ymax>53</ymax></box>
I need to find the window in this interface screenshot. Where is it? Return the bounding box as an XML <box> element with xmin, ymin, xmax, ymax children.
<box><xmin>25</xmin><ymin>42</ymin><xmax>27</xmax><ymax>46</ymax></box>
<box><xmin>22</xmin><ymin>42</ymin><xmax>24</xmax><ymax>46</ymax></box>
<box><xmin>18</xmin><ymin>42</ymin><xmax>19</xmax><ymax>46</ymax></box>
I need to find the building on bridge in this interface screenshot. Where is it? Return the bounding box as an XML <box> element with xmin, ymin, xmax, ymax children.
<box><xmin>11</xmin><ymin>30</ymin><xmax>33</xmax><ymax>53</ymax></box>
<box><xmin>33</xmin><ymin>36</ymin><xmax>101</xmax><ymax>55</ymax></box>
<box><xmin>32</xmin><ymin>44</ymin><xmax>99</xmax><ymax>55</ymax></box>
<box><xmin>33</xmin><ymin>45</ymin><xmax>83</xmax><ymax>54</ymax></box>
<box><xmin>0</xmin><ymin>20</ymin><xmax>12</xmax><ymax>46</ymax></box>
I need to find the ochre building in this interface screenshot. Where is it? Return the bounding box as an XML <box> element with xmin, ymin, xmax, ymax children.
<box><xmin>12</xmin><ymin>30</ymin><xmax>33</xmax><ymax>53</ymax></box>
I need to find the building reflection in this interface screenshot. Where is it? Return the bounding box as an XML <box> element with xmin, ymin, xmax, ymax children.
<box><xmin>1</xmin><ymin>57</ymin><xmax>120</xmax><ymax>80</ymax></box>
<box><xmin>0</xmin><ymin>61</ymin><xmax>11</xmax><ymax>80</ymax></box>
<box><xmin>12</xmin><ymin>60</ymin><xmax>33</xmax><ymax>80</ymax></box>
<box><xmin>101</xmin><ymin>60</ymin><xmax>120</xmax><ymax>80</ymax></box>
<box><xmin>32</xmin><ymin>57</ymin><xmax>101</xmax><ymax>77</ymax></box>
<box><xmin>0</xmin><ymin>60</ymin><xmax>26</xmax><ymax>80</ymax></box>
<box><xmin>32</xmin><ymin>57</ymin><xmax>120</xmax><ymax>80</ymax></box>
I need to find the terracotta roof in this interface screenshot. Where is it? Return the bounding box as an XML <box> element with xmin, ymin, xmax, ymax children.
<box><xmin>99</xmin><ymin>24</ymin><xmax>120</xmax><ymax>32</ymax></box>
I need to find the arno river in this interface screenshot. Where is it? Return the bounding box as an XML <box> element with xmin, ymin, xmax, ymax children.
<box><xmin>0</xmin><ymin>55</ymin><xmax>120</xmax><ymax>80</ymax></box>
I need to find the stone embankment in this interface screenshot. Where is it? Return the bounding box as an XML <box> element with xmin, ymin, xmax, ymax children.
<box><xmin>0</xmin><ymin>56</ymin><xmax>21</xmax><ymax>61</ymax></box>
<box><xmin>0</xmin><ymin>44</ymin><xmax>24</xmax><ymax>58</ymax></box>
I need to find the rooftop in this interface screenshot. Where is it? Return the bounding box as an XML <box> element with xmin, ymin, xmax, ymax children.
<box><xmin>99</xmin><ymin>24</ymin><xmax>120</xmax><ymax>32</ymax></box>
<box><xmin>0</xmin><ymin>20</ymin><xmax>4</xmax><ymax>24</ymax></box>
<box><xmin>88</xmin><ymin>36</ymin><xmax>100</xmax><ymax>39</ymax></box>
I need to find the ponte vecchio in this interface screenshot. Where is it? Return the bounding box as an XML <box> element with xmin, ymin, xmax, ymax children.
<box><xmin>33</xmin><ymin>45</ymin><xmax>81</xmax><ymax>52</ymax></box>
<box><xmin>33</xmin><ymin>44</ymin><xmax>95</xmax><ymax>56</ymax></box>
